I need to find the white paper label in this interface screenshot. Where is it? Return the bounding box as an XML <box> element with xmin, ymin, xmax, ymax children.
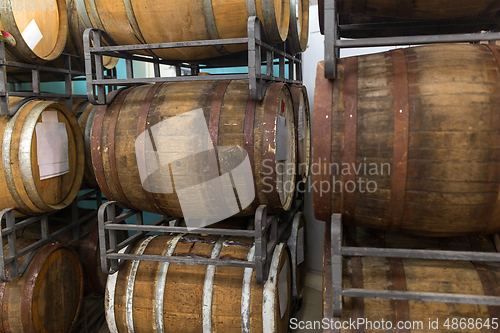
<box><xmin>297</xmin><ymin>227</ymin><xmax>305</xmax><ymax>265</ymax></box>
<box><xmin>36</xmin><ymin>111</ymin><xmax>69</xmax><ymax>180</ymax></box>
<box><xmin>278</xmin><ymin>259</ymin><xmax>289</xmax><ymax>319</ymax></box>
<box><xmin>298</xmin><ymin>106</ymin><xmax>305</xmax><ymax>142</ymax></box>
<box><xmin>22</xmin><ymin>19</ymin><xmax>43</xmax><ymax>51</ymax></box>
<box><xmin>276</xmin><ymin>115</ymin><xmax>288</xmax><ymax>161</ymax></box>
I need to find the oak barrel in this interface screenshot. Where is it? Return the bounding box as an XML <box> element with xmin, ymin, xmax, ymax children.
<box><xmin>287</xmin><ymin>0</ymin><xmax>309</xmax><ymax>55</ymax></box>
<box><xmin>105</xmin><ymin>235</ymin><xmax>291</xmax><ymax>333</ymax></box>
<box><xmin>65</xmin><ymin>0</ymin><xmax>118</xmax><ymax>70</ymax></box>
<box><xmin>290</xmin><ymin>84</ymin><xmax>311</xmax><ymax>184</ymax></box>
<box><xmin>325</xmin><ymin>227</ymin><xmax>500</xmax><ymax>332</ymax></box>
<box><xmin>288</xmin><ymin>211</ymin><xmax>307</xmax><ymax>300</ymax></box>
<box><xmin>19</xmin><ymin>208</ymin><xmax>127</xmax><ymax>295</ymax></box>
<box><xmin>0</xmin><ymin>0</ymin><xmax>68</xmax><ymax>63</ymax></box>
<box><xmin>91</xmin><ymin>81</ymin><xmax>296</xmax><ymax>218</ymax></box>
<box><xmin>318</xmin><ymin>0</ymin><xmax>500</xmax><ymax>37</ymax></box>
<box><xmin>66</xmin><ymin>0</ymin><xmax>290</xmax><ymax>61</ymax></box>
<box><xmin>313</xmin><ymin>44</ymin><xmax>500</xmax><ymax>237</ymax></box>
<box><xmin>0</xmin><ymin>241</ymin><xmax>83</xmax><ymax>333</ymax></box>
<box><xmin>73</xmin><ymin>100</ymin><xmax>99</xmax><ymax>188</ymax></box>
<box><xmin>0</xmin><ymin>98</ymin><xmax>84</xmax><ymax>215</ymax></box>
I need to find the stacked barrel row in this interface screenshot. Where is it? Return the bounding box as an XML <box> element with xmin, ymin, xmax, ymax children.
<box><xmin>3</xmin><ymin>0</ymin><xmax>310</xmax><ymax>72</ymax></box>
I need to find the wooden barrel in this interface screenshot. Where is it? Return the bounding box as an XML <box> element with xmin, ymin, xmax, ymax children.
<box><xmin>0</xmin><ymin>98</ymin><xmax>84</xmax><ymax>215</ymax></box>
<box><xmin>73</xmin><ymin>218</ymin><xmax>128</xmax><ymax>296</ymax></box>
<box><xmin>105</xmin><ymin>235</ymin><xmax>291</xmax><ymax>333</ymax></box>
<box><xmin>66</xmin><ymin>0</ymin><xmax>290</xmax><ymax>61</ymax></box>
<box><xmin>328</xmin><ymin>227</ymin><xmax>500</xmax><ymax>332</ymax></box>
<box><xmin>290</xmin><ymin>85</ymin><xmax>311</xmax><ymax>184</ymax></box>
<box><xmin>287</xmin><ymin>0</ymin><xmax>309</xmax><ymax>55</ymax></box>
<box><xmin>336</xmin><ymin>0</ymin><xmax>500</xmax><ymax>21</ymax></box>
<box><xmin>313</xmin><ymin>44</ymin><xmax>500</xmax><ymax>237</ymax></box>
<box><xmin>73</xmin><ymin>100</ymin><xmax>99</xmax><ymax>188</ymax></box>
<box><xmin>65</xmin><ymin>0</ymin><xmax>118</xmax><ymax>71</ymax></box>
<box><xmin>288</xmin><ymin>211</ymin><xmax>306</xmax><ymax>300</ymax></box>
<box><xmin>0</xmin><ymin>241</ymin><xmax>83</xmax><ymax>333</ymax></box>
<box><xmin>319</xmin><ymin>0</ymin><xmax>500</xmax><ymax>37</ymax></box>
<box><xmin>0</xmin><ymin>0</ymin><xmax>68</xmax><ymax>64</ymax></box>
<box><xmin>91</xmin><ymin>81</ymin><xmax>296</xmax><ymax>218</ymax></box>
<box><xmin>18</xmin><ymin>208</ymin><xmax>127</xmax><ymax>296</ymax></box>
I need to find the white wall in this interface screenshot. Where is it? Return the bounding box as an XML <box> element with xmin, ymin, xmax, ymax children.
<box><xmin>302</xmin><ymin>5</ymin><xmax>325</xmax><ymax>274</ymax></box>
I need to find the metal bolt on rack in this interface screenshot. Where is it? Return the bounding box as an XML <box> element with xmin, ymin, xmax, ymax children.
<box><xmin>98</xmin><ymin>199</ymin><xmax>303</xmax><ymax>284</ymax></box>
<box><xmin>0</xmin><ymin>42</ymin><xmax>89</xmax><ymax>115</ymax></box>
<box><xmin>326</xmin><ymin>214</ymin><xmax>500</xmax><ymax>319</ymax></box>
<box><xmin>323</xmin><ymin>0</ymin><xmax>500</xmax><ymax>79</ymax></box>
<box><xmin>0</xmin><ymin>189</ymin><xmax>102</xmax><ymax>281</ymax></box>
<box><xmin>83</xmin><ymin>16</ymin><xmax>302</xmax><ymax>104</ymax></box>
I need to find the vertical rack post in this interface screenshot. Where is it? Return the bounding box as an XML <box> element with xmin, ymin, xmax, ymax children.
<box><xmin>0</xmin><ymin>42</ymin><xmax>8</xmax><ymax>116</ymax></box>
<box><xmin>324</xmin><ymin>0</ymin><xmax>337</xmax><ymax>79</ymax></box>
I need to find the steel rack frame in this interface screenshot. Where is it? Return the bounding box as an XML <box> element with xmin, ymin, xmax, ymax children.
<box><xmin>98</xmin><ymin>198</ymin><xmax>303</xmax><ymax>284</ymax></box>
<box><xmin>0</xmin><ymin>189</ymin><xmax>102</xmax><ymax>281</ymax></box>
<box><xmin>323</xmin><ymin>0</ymin><xmax>500</xmax><ymax>79</ymax></box>
<box><xmin>0</xmin><ymin>42</ymin><xmax>89</xmax><ymax>115</ymax></box>
<box><xmin>83</xmin><ymin>16</ymin><xmax>302</xmax><ymax>104</ymax></box>
<box><xmin>323</xmin><ymin>214</ymin><xmax>500</xmax><ymax>324</ymax></box>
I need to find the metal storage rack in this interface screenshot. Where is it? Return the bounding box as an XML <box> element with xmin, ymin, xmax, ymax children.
<box><xmin>321</xmin><ymin>1</ymin><xmax>500</xmax><ymax>327</ymax></box>
<box><xmin>0</xmin><ymin>43</ymin><xmax>89</xmax><ymax>115</ymax></box>
<box><xmin>0</xmin><ymin>189</ymin><xmax>102</xmax><ymax>281</ymax></box>
<box><xmin>98</xmin><ymin>197</ymin><xmax>303</xmax><ymax>284</ymax></box>
<box><xmin>83</xmin><ymin>16</ymin><xmax>303</xmax><ymax>104</ymax></box>
<box><xmin>322</xmin><ymin>0</ymin><xmax>500</xmax><ymax>79</ymax></box>
<box><xmin>324</xmin><ymin>214</ymin><xmax>500</xmax><ymax>322</ymax></box>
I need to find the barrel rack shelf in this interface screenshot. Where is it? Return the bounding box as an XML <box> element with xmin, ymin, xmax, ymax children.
<box><xmin>323</xmin><ymin>214</ymin><xmax>500</xmax><ymax>326</ymax></box>
<box><xmin>83</xmin><ymin>16</ymin><xmax>303</xmax><ymax>104</ymax></box>
<box><xmin>322</xmin><ymin>0</ymin><xmax>500</xmax><ymax>79</ymax></box>
<box><xmin>0</xmin><ymin>41</ymin><xmax>90</xmax><ymax>115</ymax></box>
<box><xmin>0</xmin><ymin>189</ymin><xmax>102</xmax><ymax>281</ymax></box>
<box><xmin>98</xmin><ymin>196</ymin><xmax>303</xmax><ymax>285</ymax></box>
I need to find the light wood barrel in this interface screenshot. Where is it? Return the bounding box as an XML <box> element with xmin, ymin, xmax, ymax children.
<box><xmin>0</xmin><ymin>98</ymin><xmax>84</xmax><ymax>215</ymax></box>
<box><xmin>287</xmin><ymin>0</ymin><xmax>309</xmax><ymax>55</ymax></box>
<box><xmin>0</xmin><ymin>241</ymin><xmax>83</xmax><ymax>333</ymax></box>
<box><xmin>105</xmin><ymin>235</ymin><xmax>291</xmax><ymax>333</ymax></box>
<box><xmin>66</xmin><ymin>0</ymin><xmax>290</xmax><ymax>61</ymax></box>
<box><xmin>290</xmin><ymin>85</ymin><xmax>310</xmax><ymax>184</ymax></box>
<box><xmin>65</xmin><ymin>0</ymin><xmax>118</xmax><ymax>70</ymax></box>
<box><xmin>288</xmin><ymin>211</ymin><xmax>307</xmax><ymax>300</ymax></box>
<box><xmin>330</xmin><ymin>227</ymin><xmax>500</xmax><ymax>332</ymax></box>
<box><xmin>0</xmin><ymin>0</ymin><xmax>68</xmax><ymax>64</ymax></box>
<box><xmin>313</xmin><ymin>44</ymin><xmax>500</xmax><ymax>237</ymax></box>
<box><xmin>91</xmin><ymin>81</ymin><xmax>296</xmax><ymax>218</ymax></box>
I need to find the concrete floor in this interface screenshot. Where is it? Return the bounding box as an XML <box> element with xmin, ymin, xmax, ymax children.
<box><xmin>98</xmin><ymin>272</ymin><xmax>324</xmax><ymax>333</ymax></box>
<box><xmin>292</xmin><ymin>272</ymin><xmax>323</xmax><ymax>333</ymax></box>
